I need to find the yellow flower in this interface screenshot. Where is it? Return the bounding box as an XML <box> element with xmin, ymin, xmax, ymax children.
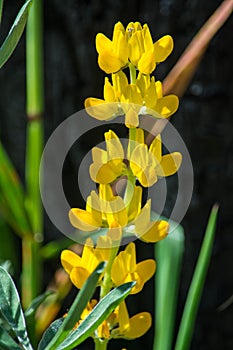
<box><xmin>111</xmin><ymin>242</ymin><xmax>156</xmax><ymax>294</ymax></box>
<box><xmin>112</xmin><ymin>301</ymin><xmax>152</xmax><ymax>339</ymax></box>
<box><xmin>89</xmin><ymin>130</ymin><xmax>125</xmax><ymax>184</ymax></box>
<box><xmin>130</xmin><ymin>132</ymin><xmax>182</xmax><ymax>187</ymax></box>
<box><xmin>127</xmin><ymin>22</ymin><xmax>173</xmax><ymax>74</ymax></box>
<box><xmin>96</xmin><ymin>22</ymin><xmax>128</xmax><ymax>74</ymax></box>
<box><xmin>85</xmin><ymin>72</ymin><xmax>179</xmax><ymax>128</ymax></box>
<box><xmin>61</xmin><ymin>236</ymin><xmax>111</xmax><ymax>289</ymax></box>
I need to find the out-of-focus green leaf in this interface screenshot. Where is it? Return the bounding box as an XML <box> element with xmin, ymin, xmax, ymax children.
<box><xmin>0</xmin><ymin>0</ymin><xmax>32</xmax><ymax>68</ymax></box>
<box><xmin>0</xmin><ymin>0</ymin><xmax>3</xmax><ymax>25</ymax></box>
<box><xmin>0</xmin><ymin>325</ymin><xmax>22</xmax><ymax>350</ymax></box>
<box><xmin>0</xmin><ymin>143</ymin><xmax>32</xmax><ymax>237</ymax></box>
<box><xmin>0</xmin><ymin>267</ymin><xmax>33</xmax><ymax>350</ymax></box>
<box><xmin>153</xmin><ymin>217</ymin><xmax>185</xmax><ymax>350</ymax></box>
<box><xmin>40</xmin><ymin>238</ymin><xmax>75</xmax><ymax>260</ymax></box>
<box><xmin>41</xmin><ymin>262</ymin><xmax>107</xmax><ymax>350</ymax></box>
<box><xmin>174</xmin><ymin>205</ymin><xmax>219</xmax><ymax>350</ymax></box>
<box><xmin>55</xmin><ymin>282</ymin><xmax>135</xmax><ymax>350</ymax></box>
<box><xmin>25</xmin><ymin>291</ymin><xmax>55</xmax><ymax>319</ymax></box>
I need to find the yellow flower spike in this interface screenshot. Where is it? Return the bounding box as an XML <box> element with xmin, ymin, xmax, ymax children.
<box><xmin>111</xmin><ymin>242</ymin><xmax>156</xmax><ymax>294</ymax></box>
<box><xmin>96</xmin><ymin>22</ymin><xmax>128</xmax><ymax>74</ymax></box>
<box><xmin>134</xmin><ymin>199</ymin><xmax>169</xmax><ymax>243</ymax></box>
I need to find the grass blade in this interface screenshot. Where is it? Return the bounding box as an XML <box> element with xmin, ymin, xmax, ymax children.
<box><xmin>154</xmin><ymin>219</ymin><xmax>185</xmax><ymax>350</ymax></box>
<box><xmin>0</xmin><ymin>0</ymin><xmax>32</xmax><ymax>68</ymax></box>
<box><xmin>174</xmin><ymin>204</ymin><xmax>219</xmax><ymax>350</ymax></box>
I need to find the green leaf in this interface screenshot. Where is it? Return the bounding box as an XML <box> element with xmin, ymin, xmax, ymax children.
<box><xmin>0</xmin><ymin>267</ymin><xmax>33</xmax><ymax>350</ymax></box>
<box><xmin>0</xmin><ymin>325</ymin><xmax>22</xmax><ymax>350</ymax></box>
<box><xmin>0</xmin><ymin>0</ymin><xmax>3</xmax><ymax>25</ymax></box>
<box><xmin>41</xmin><ymin>261</ymin><xmax>107</xmax><ymax>350</ymax></box>
<box><xmin>0</xmin><ymin>143</ymin><xmax>32</xmax><ymax>237</ymax></box>
<box><xmin>38</xmin><ymin>319</ymin><xmax>64</xmax><ymax>350</ymax></box>
<box><xmin>174</xmin><ymin>204</ymin><xmax>219</xmax><ymax>350</ymax></box>
<box><xmin>40</xmin><ymin>238</ymin><xmax>75</xmax><ymax>260</ymax></box>
<box><xmin>56</xmin><ymin>282</ymin><xmax>135</xmax><ymax>350</ymax></box>
<box><xmin>153</xmin><ymin>217</ymin><xmax>185</xmax><ymax>350</ymax></box>
<box><xmin>0</xmin><ymin>0</ymin><xmax>32</xmax><ymax>68</ymax></box>
<box><xmin>25</xmin><ymin>291</ymin><xmax>54</xmax><ymax>319</ymax></box>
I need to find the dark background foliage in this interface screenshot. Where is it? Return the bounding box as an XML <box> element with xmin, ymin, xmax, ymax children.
<box><xmin>0</xmin><ymin>0</ymin><xmax>233</xmax><ymax>349</ymax></box>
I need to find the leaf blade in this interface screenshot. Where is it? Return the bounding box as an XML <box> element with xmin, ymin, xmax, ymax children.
<box><xmin>0</xmin><ymin>0</ymin><xmax>32</xmax><ymax>68</ymax></box>
<box><xmin>0</xmin><ymin>267</ymin><xmax>33</xmax><ymax>350</ymax></box>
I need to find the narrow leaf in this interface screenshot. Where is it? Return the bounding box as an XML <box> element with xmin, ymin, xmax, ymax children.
<box><xmin>56</xmin><ymin>282</ymin><xmax>135</xmax><ymax>350</ymax></box>
<box><xmin>25</xmin><ymin>291</ymin><xmax>54</xmax><ymax>319</ymax></box>
<box><xmin>42</xmin><ymin>261</ymin><xmax>106</xmax><ymax>350</ymax></box>
<box><xmin>0</xmin><ymin>325</ymin><xmax>22</xmax><ymax>350</ymax></box>
<box><xmin>37</xmin><ymin>319</ymin><xmax>64</xmax><ymax>350</ymax></box>
<box><xmin>0</xmin><ymin>267</ymin><xmax>33</xmax><ymax>350</ymax></box>
<box><xmin>154</xmin><ymin>218</ymin><xmax>185</xmax><ymax>350</ymax></box>
<box><xmin>0</xmin><ymin>0</ymin><xmax>32</xmax><ymax>68</ymax></box>
<box><xmin>174</xmin><ymin>204</ymin><xmax>219</xmax><ymax>350</ymax></box>
<box><xmin>0</xmin><ymin>0</ymin><xmax>3</xmax><ymax>25</ymax></box>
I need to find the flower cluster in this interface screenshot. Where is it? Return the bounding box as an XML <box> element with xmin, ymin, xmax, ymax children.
<box><xmin>85</xmin><ymin>22</ymin><xmax>179</xmax><ymax>127</ymax></box>
<box><xmin>60</xmin><ymin>21</ymin><xmax>182</xmax><ymax>346</ymax></box>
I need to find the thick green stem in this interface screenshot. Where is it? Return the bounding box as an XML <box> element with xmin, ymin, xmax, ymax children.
<box><xmin>22</xmin><ymin>0</ymin><xmax>44</xmax><ymax>309</ymax></box>
<box><xmin>94</xmin><ymin>338</ymin><xmax>108</xmax><ymax>350</ymax></box>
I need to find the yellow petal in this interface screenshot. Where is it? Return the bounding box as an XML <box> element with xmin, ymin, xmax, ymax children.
<box><xmin>85</xmin><ymin>98</ymin><xmax>118</xmax><ymax>120</ymax></box>
<box><xmin>125</xmin><ymin>242</ymin><xmax>136</xmax><ymax>273</ymax></box>
<box><xmin>99</xmin><ymin>184</ymin><xmax>114</xmax><ymax>202</ymax></box>
<box><xmin>130</xmin><ymin>144</ymin><xmax>148</xmax><ymax>175</ymax></box>
<box><xmin>70</xmin><ymin>266</ymin><xmax>90</xmax><ymax>289</ymax></box>
<box><xmin>105</xmin><ymin>130</ymin><xmax>124</xmax><ymax>160</ymax></box>
<box><xmin>137</xmin><ymin>166</ymin><xmax>157</xmax><ymax>187</ymax></box>
<box><xmin>155</xmin><ymin>95</ymin><xmax>179</xmax><ymax>118</ymax></box>
<box><xmin>96</xmin><ymin>33</ymin><xmax>113</xmax><ymax>54</ymax></box>
<box><xmin>98</xmin><ymin>51</ymin><xmax>125</xmax><ymax>74</ymax></box>
<box><xmin>140</xmin><ymin>220</ymin><xmax>169</xmax><ymax>243</ymax></box>
<box><xmin>144</xmin><ymin>77</ymin><xmax>158</xmax><ymax>109</ymax></box>
<box><xmin>114</xmin><ymin>30</ymin><xmax>128</xmax><ymax>67</ymax></box>
<box><xmin>136</xmin><ymin>73</ymin><xmax>150</xmax><ymax>96</ymax></box>
<box><xmin>89</xmin><ymin>162</ymin><xmax>119</xmax><ymax>184</ymax></box>
<box><xmin>153</xmin><ymin>35</ymin><xmax>174</xmax><ymax>62</ymax></box>
<box><xmin>156</xmin><ymin>152</ymin><xmax>182</xmax><ymax>177</ymax></box>
<box><xmin>149</xmin><ymin>134</ymin><xmax>162</xmax><ymax>163</ymax></box>
<box><xmin>112</xmin><ymin>71</ymin><xmax>128</xmax><ymax>96</ymax></box>
<box><xmin>86</xmin><ymin>191</ymin><xmax>102</xmax><ymax>221</ymax></box>
<box><xmin>104</xmin><ymin>78</ymin><xmax>117</xmax><ymax>102</ymax></box>
<box><xmin>69</xmin><ymin>208</ymin><xmax>101</xmax><ymax>231</ymax></box>
<box><xmin>61</xmin><ymin>250</ymin><xmax>81</xmax><ymax>274</ymax></box>
<box><xmin>125</xmin><ymin>108</ymin><xmax>139</xmax><ymax>128</ymax></box>
<box><xmin>92</xmin><ymin>147</ymin><xmax>107</xmax><ymax>164</ymax></box>
<box><xmin>127</xmin><ymin>186</ymin><xmax>142</xmax><ymax>222</ymax></box>
<box><xmin>155</xmin><ymin>81</ymin><xmax>163</xmax><ymax>98</ymax></box>
<box><xmin>111</xmin><ymin>253</ymin><xmax>126</xmax><ymax>286</ymax></box>
<box><xmin>134</xmin><ymin>199</ymin><xmax>151</xmax><ymax>232</ymax></box>
<box><xmin>125</xmin><ymin>271</ymin><xmax>144</xmax><ymax>294</ymax></box>
<box><xmin>143</xmin><ymin>25</ymin><xmax>154</xmax><ymax>52</ymax></box>
<box><xmin>118</xmin><ymin>301</ymin><xmax>130</xmax><ymax>333</ymax></box>
<box><xmin>138</xmin><ymin>52</ymin><xmax>156</xmax><ymax>75</ymax></box>
<box><xmin>96</xmin><ymin>235</ymin><xmax>112</xmax><ymax>261</ymax></box>
<box><xmin>125</xmin><ymin>312</ymin><xmax>152</xmax><ymax>339</ymax></box>
<box><xmin>128</xmin><ymin>30</ymin><xmax>144</xmax><ymax>66</ymax></box>
<box><xmin>107</xmin><ymin>196</ymin><xmax>128</xmax><ymax>227</ymax></box>
<box><xmin>136</xmin><ymin>259</ymin><xmax>156</xmax><ymax>284</ymax></box>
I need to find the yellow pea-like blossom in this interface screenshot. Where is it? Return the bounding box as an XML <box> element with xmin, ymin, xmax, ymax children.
<box><xmin>112</xmin><ymin>301</ymin><xmax>152</xmax><ymax>339</ymax></box>
<box><xmin>85</xmin><ymin>71</ymin><xmax>179</xmax><ymax>128</ymax></box>
<box><xmin>127</xmin><ymin>22</ymin><xmax>173</xmax><ymax>75</ymax></box>
<box><xmin>96</xmin><ymin>22</ymin><xmax>129</xmax><ymax>74</ymax></box>
<box><xmin>111</xmin><ymin>242</ymin><xmax>156</xmax><ymax>294</ymax></box>
<box><xmin>61</xmin><ymin>236</ymin><xmax>111</xmax><ymax>289</ymax></box>
<box><xmin>89</xmin><ymin>130</ymin><xmax>125</xmax><ymax>184</ymax></box>
<box><xmin>130</xmin><ymin>132</ymin><xmax>182</xmax><ymax>187</ymax></box>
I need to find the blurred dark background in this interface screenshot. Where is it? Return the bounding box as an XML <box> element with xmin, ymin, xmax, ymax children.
<box><xmin>0</xmin><ymin>0</ymin><xmax>233</xmax><ymax>349</ymax></box>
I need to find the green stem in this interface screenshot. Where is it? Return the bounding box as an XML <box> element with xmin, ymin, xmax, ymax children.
<box><xmin>100</xmin><ymin>243</ymin><xmax>119</xmax><ymax>299</ymax></box>
<box><xmin>129</xmin><ymin>62</ymin><xmax>136</xmax><ymax>84</ymax></box>
<box><xmin>94</xmin><ymin>338</ymin><xmax>108</xmax><ymax>350</ymax></box>
<box><xmin>22</xmin><ymin>0</ymin><xmax>44</xmax><ymax>309</ymax></box>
